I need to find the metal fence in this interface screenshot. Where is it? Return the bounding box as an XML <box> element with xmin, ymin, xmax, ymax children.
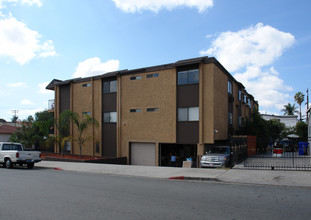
<box><xmin>244</xmin><ymin>148</ymin><xmax>311</xmax><ymax>170</ymax></box>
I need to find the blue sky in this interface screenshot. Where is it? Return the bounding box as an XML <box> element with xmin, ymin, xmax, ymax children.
<box><xmin>0</xmin><ymin>0</ymin><xmax>310</xmax><ymax>121</ymax></box>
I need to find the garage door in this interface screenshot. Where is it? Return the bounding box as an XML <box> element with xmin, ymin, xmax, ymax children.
<box><xmin>131</xmin><ymin>143</ymin><xmax>156</xmax><ymax>166</ymax></box>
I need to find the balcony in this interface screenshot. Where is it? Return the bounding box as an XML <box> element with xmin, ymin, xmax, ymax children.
<box><xmin>48</xmin><ymin>99</ymin><xmax>55</xmax><ymax>111</ymax></box>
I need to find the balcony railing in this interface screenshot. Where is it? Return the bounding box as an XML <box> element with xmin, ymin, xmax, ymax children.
<box><xmin>48</xmin><ymin>99</ymin><xmax>55</xmax><ymax>111</ymax></box>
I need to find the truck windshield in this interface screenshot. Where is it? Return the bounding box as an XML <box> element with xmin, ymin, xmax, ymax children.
<box><xmin>209</xmin><ymin>147</ymin><xmax>229</xmax><ymax>154</ymax></box>
<box><xmin>2</xmin><ymin>144</ymin><xmax>22</xmax><ymax>151</ymax></box>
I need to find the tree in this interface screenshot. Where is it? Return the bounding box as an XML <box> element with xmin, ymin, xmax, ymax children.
<box><xmin>9</xmin><ymin>116</ymin><xmax>35</xmax><ymax>149</ymax></box>
<box><xmin>9</xmin><ymin>112</ymin><xmax>55</xmax><ymax>152</ymax></box>
<box><xmin>0</xmin><ymin>118</ymin><xmax>6</xmax><ymax>122</ymax></box>
<box><xmin>281</xmin><ymin>103</ymin><xmax>298</xmax><ymax>116</ymax></box>
<box><xmin>12</xmin><ymin>115</ymin><xmax>18</xmax><ymax>123</ymax></box>
<box><xmin>53</xmin><ymin>110</ymin><xmax>71</xmax><ymax>156</ymax></box>
<box><xmin>266</xmin><ymin>119</ymin><xmax>286</xmax><ymax>140</ymax></box>
<box><xmin>295</xmin><ymin>121</ymin><xmax>308</xmax><ymax>142</ymax></box>
<box><xmin>64</xmin><ymin>111</ymin><xmax>99</xmax><ymax>157</ymax></box>
<box><xmin>294</xmin><ymin>91</ymin><xmax>305</xmax><ymax>121</ymax></box>
<box><xmin>33</xmin><ymin>111</ymin><xmax>55</xmax><ymax>152</ymax></box>
<box><xmin>237</xmin><ymin>108</ymin><xmax>268</xmax><ymax>138</ymax></box>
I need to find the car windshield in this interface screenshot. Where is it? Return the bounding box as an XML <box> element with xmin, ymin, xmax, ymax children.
<box><xmin>209</xmin><ymin>147</ymin><xmax>229</xmax><ymax>154</ymax></box>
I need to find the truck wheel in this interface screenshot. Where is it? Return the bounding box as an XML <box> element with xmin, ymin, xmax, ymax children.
<box><xmin>27</xmin><ymin>163</ymin><xmax>34</xmax><ymax>169</ymax></box>
<box><xmin>5</xmin><ymin>159</ymin><xmax>13</xmax><ymax>169</ymax></box>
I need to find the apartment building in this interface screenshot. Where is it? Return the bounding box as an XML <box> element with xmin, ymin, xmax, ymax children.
<box><xmin>46</xmin><ymin>56</ymin><xmax>258</xmax><ymax>166</ymax></box>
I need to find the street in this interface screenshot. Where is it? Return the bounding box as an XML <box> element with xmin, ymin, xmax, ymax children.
<box><xmin>0</xmin><ymin>167</ymin><xmax>311</xmax><ymax>220</ymax></box>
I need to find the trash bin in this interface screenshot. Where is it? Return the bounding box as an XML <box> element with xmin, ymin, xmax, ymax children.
<box><xmin>298</xmin><ymin>142</ymin><xmax>309</xmax><ymax>155</ymax></box>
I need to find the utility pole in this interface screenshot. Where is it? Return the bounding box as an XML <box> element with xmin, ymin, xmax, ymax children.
<box><xmin>307</xmin><ymin>89</ymin><xmax>309</xmax><ymax>118</ymax></box>
<box><xmin>11</xmin><ymin>109</ymin><xmax>19</xmax><ymax>126</ymax></box>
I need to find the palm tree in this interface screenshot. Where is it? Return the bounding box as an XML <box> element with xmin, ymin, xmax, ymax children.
<box><xmin>281</xmin><ymin>103</ymin><xmax>298</xmax><ymax>116</ymax></box>
<box><xmin>65</xmin><ymin>110</ymin><xmax>99</xmax><ymax>157</ymax></box>
<box><xmin>54</xmin><ymin>110</ymin><xmax>71</xmax><ymax>156</ymax></box>
<box><xmin>294</xmin><ymin>92</ymin><xmax>305</xmax><ymax>121</ymax></box>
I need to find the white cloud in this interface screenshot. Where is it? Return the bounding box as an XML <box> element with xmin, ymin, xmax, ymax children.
<box><xmin>20</xmin><ymin>0</ymin><xmax>42</xmax><ymax>7</ymax></box>
<box><xmin>38</xmin><ymin>81</ymin><xmax>53</xmax><ymax>94</ymax></box>
<box><xmin>0</xmin><ymin>0</ymin><xmax>41</xmax><ymax>9</ymax></box>
<box><xmin>0</xmin><ymin>17</ymin><xmax>56</xmax><ymax>65</ymax></box>
<box><xmin>7</xmin><ymin>82</ymin><xmax>26</xmax><ymax>87</ymax></box>
<box><xmin>38</xmin><ymin>40</ymin><xmax>56</xmax><ymax>57</ymax></box>
<box><xmin>201</xmin><ymin>23</ymin><xmax>295</xmax><ymax>72</ymax></box>
<box><xmin>0</xmin><ymin>0</ymin><xmax>17</xmax><ymax>9</ymax></box>
<box><xmin>73</xmin><ymin>57</ymin><xmax>120</xmax><ymax>78</ymax></box>
<box><xmin>200</xmin><ymin>23</ymin><xmax>295</xmax><ymax>113</ymax></box>
<box><xmin>112</xmin><ymin>0</ymin><xmax>213</xmax><ymax>13</ymax></box>
<box><xmin>21</xmin><ymin>99</ymin><xmax>34</xmax><ymax>105</ymax></box>
<box><xmin>18</xmin><ymin>107</ymin><xmax>44</xmax><ymax>120</ymax></box>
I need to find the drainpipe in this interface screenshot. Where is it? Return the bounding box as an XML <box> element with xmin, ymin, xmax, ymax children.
<box><xmin>117</xmin><ymin>74</ymin><xmax>122</xmax><ymax>158</ymax></box>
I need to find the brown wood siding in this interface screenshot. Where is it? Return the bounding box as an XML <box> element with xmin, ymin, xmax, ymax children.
<box><xmin>103</xmin><ymin>93</ymin><xmax>117</xmax><ymax>112</ymax></box>
<box><xmin>177</xmin><ymin>84</ymin><xmax>199</xmax><ymax>107</ymax></box>
<box><xmin>177</xmin><ymin>122</ymin><xmax>199</xmax><ymax>144</ymax></box>
<box><xmin>102</xmin><ymin>123</ymin><xmax>117</xmax><ymax>157</ymax></box>
<box><xmin>177</xmin><ymin>70</ymin><xmax>199</xmax><ymax>144</ymax></box>
<box><xmin>59</xmin><ymin>84</ymin><xmax>70</xmax><ymax>113</ymax></box>
<box><xmin>102</xmin><ymin>79</ymin><xmax>117</xmax><ymax>157</ymax></box>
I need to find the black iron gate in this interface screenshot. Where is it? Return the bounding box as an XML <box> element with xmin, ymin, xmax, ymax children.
<box><xmin>244</xmin><ymin>143</ymin><xmax>311</xmax><ymax>170</ymax></box>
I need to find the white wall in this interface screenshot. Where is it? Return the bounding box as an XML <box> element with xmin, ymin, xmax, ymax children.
<box><xmin>261</xmin><ymin>114</ymin><xmax>298</xmax><ymax>128</ymax></box>
<box><xmin>0</xmin><ymin>134</ymin><xmax>11</xmax><ymax>142</ymax></box>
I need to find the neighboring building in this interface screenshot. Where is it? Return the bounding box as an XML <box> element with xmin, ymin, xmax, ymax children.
<box><xmin>0</xmin><ymin>124</ymin><xmax>17</xmax><ymax>142</ymax></box>
<box><xmin>46</xmin><ymin>56</ymin><xmax>258</xmax><ymax>166</ymax></box>
<box><xmin>261</xmin><ymin>114</ymin><xmax>298</xmax><ymax>128</ymax></box>
<box><xmin>307</xmin><ymin>107</ymin><xmax>311</xmax><ymax>155</ymax></box>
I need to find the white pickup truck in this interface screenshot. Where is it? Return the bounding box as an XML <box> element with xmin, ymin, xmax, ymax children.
<box><xmin>0</xmin><ymin>142</ymin><xmax>41</xmax><ymax>169</ymax></box>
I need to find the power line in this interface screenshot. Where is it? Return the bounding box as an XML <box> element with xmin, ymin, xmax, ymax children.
<box><xmin>11</xmin><ymin>109</ymin><xmax>19</xmax><ymax>117</ymax></box>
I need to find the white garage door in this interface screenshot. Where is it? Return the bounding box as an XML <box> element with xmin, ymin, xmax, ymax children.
<box><xmin>131</xmin><ymin>143</ymin><xmax>156</xmax><ymax>166</ymax></box>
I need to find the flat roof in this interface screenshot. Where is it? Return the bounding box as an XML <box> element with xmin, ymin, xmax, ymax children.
<box><xmin>45</xmin><ymin>56</ymin><xmax>255</xmax><ymax>102</ymax></box>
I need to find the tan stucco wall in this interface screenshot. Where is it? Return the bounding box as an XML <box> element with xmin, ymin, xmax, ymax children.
<box><xmin>92</xmin><ymin>79</ymin><xmax>102</xmax><ymax>156</ymax></box>
<box><xmin>120</xmin><ymin>69</ymin><xmax>177</xmax><ymax>159</ymax></box>
<box><xmin>213</xmin><ymin>65</ymin><xmax>228</xmax><ymax>141</ymax></box>
<box><xmin>202</xmin><ymin>63</ymin><xmax>215</xmax><ymax>144</ymax></box>
<box><xmin>54</xmin><ymin>86</ymin><xmax>60</xmax><ymax>153</ymax></box>
<box><xmin>232</xmin><ymin>82</ymin><xmax>240</xmax><ymax>131</ymax></box>
<box><xmin>71</xmin><ymin>81</ymin><xmax>95</xmax><ymax>156</ymax></box>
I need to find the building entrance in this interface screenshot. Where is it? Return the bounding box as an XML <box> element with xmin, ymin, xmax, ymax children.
<box><xmin>159</xmin><ymin>143</ymin><xmax>197</xmax><ymax>167</ymax></box>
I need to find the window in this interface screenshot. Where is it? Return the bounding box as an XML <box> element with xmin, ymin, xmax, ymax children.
<box><xmin>130</xmin><ymin>76</ymin><xmax>142</xmax><ymax>80</ymax></box>
<box><xmin>178</xmin><ymin>107</ymin><xmax>199</xmax><ymax>121</ymax></box>
<box><xmin>2</xmin><ymin>144</ymin><xmax>22</xmax><ymax>151</ymax></box>
<box><xmin>238</xmin><ymin>116</ymin><xmax>242</xmax><ymax>126</ymax></box>
<box><xmin>238</xmin><ymin>90</ymin><xmax>241</xmax><ymax>101</ymax></box>
<box><xmin>228</xmin><ymin>81</ymin><xmax>232</xmax><ymax>94</ymax></box>
<box><xmin>188</xmin><ymin>69</ymin><xmax>199</xmax><ymax>84</ymax></box>
<box><xmin>103</xmin><ymin>80</ymin><xmax>117</xmax><ymax>93</ymax></box>
<box><xmin>82</xmin><ymin>83</ymin><xmax>91</xmax><ymax>87</ymax></box>
<box><xmin>177</xmin><ymin>69</ymin><xmax>199</xmax><ymax>85</ymax></box>
<box><xmin>178</xmin><ymin>108</ymin><xmax>188</xmax><ymax>121</ymax></box>
<box><xmin>228</xmin><ymin>112</ymin><xmax>233</xmax><ymax>125</ymax></box>
<box><xmin>147</xmin><ymin>107</ymin><xmax>159</xmax><ymax>112</ymax></box>
<box><xmin>147</xmin><ymin>73</ymin><xmax>159</xmax><ymax>78</ymax></box>
<box><xmin>82</xmin><ymin>112</ymin><xmax>91</xmax><ymax>116</ymax></box>
<box><xmin>130</xmin><ymin>108</ymin><xmax>142</xmax><ymax>113</ymax></box>
<box><xmin>103</xmin><ymin>112</ymin><xmax>117</xmax><ymax>123</ymax></box>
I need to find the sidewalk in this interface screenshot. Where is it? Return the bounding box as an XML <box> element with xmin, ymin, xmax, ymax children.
<box><xmin>37</xmin><ymin>161</ymin><xmax>311</xmax><ymax>188</ymax></box>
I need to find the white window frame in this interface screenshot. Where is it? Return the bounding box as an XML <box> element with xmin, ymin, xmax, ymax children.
<box><xmin>178</xmin><ymin>107</ymin><xmax>199</xmax><ymax>122</ymax></box>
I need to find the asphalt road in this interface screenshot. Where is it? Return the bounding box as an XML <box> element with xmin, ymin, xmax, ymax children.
<box><xmin>0</xmin><ymin>167</ymin><xmax>310</xmax><ymax>220</ymax></box>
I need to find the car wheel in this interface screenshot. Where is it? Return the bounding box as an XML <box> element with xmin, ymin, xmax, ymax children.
<box><xmin>5</xmin><ymin>159</ymin><xmax>13</xmax><ymax>169</ymax></box>
<box><xmin>27</xmin><ymin>163</ymin><xmax>34</xmax><ymax>169</ymax></box>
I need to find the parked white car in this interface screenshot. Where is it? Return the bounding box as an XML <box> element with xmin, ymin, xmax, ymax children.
<box><xmin>0</xmin><ymin>142</ymin><xmax>41</xmax><ymax>169</ymax></box>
